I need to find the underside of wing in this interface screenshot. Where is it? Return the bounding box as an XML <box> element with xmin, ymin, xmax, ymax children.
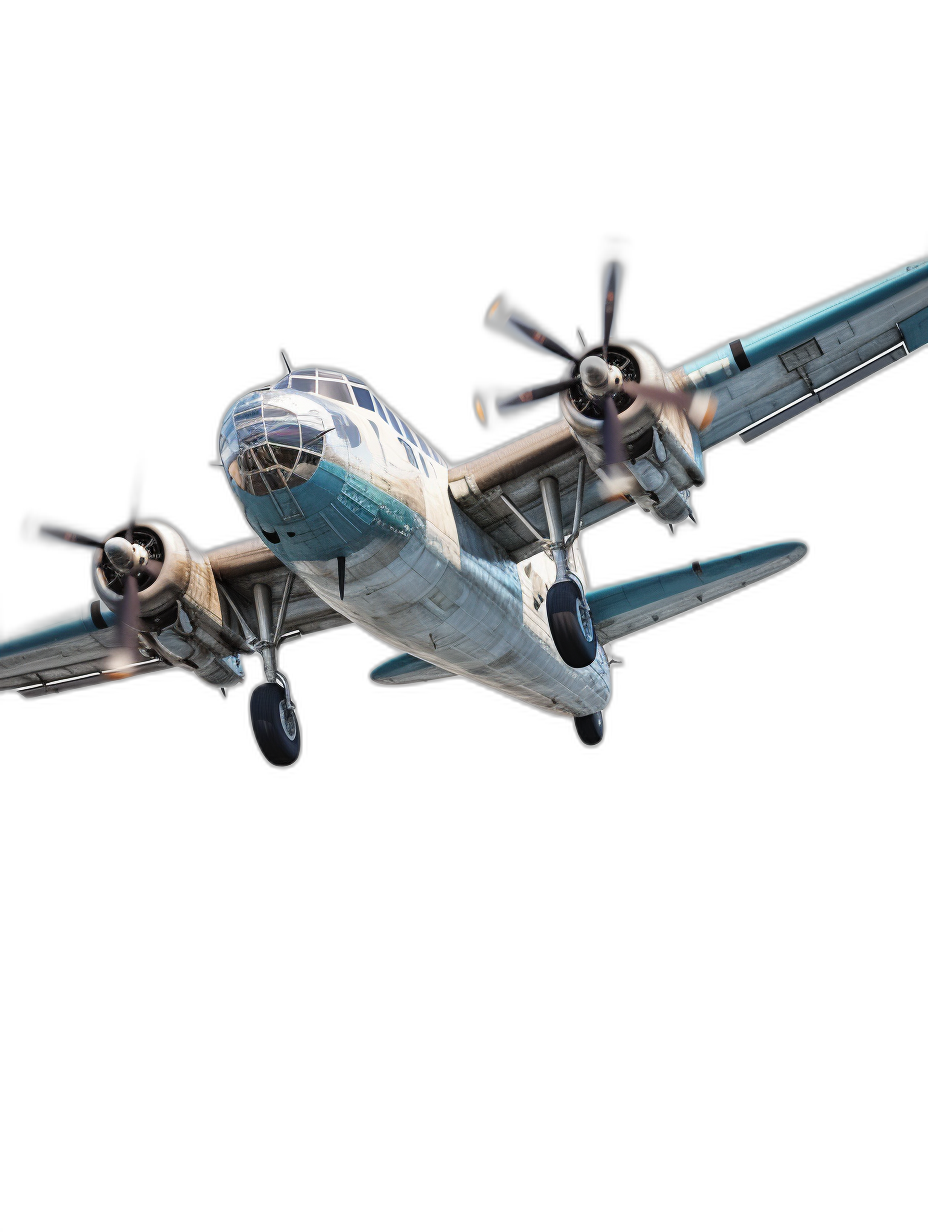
<box><xmin>207</xmin><ymin>538</ymin><xmax>348</xmax><ymax>642</ymax></box>
<box><xmin>448</xmin><ymin>421</ymin><xmax>632</xmax><ymax>562</ymax></box>
<box><xmin>0</xmin><ymin>535</ymin><xmax>347</xmax><ymax>700</ymax></box>
<box><xmin>676</xmin><ymin>258</ymin><xmax>928</xmax><ymax>447</ymax></box>
<box><xmin>0</xmin><ymin>603</ymin><xmax>170</xmax><ymax>695</ymax></box>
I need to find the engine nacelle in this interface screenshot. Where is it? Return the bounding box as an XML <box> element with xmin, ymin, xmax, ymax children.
<box><xmin>92</xmin><ymin>520</ymin><xmax>245</xmax><ymax>688</ymax></box>
<box><xmin>560</xmin><ymin>341</ymin><xmax>706</xmax><ymax>524</ymax></box>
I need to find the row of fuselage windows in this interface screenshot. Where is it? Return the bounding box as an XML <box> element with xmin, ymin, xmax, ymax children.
<box><xmin>274</xmin><ymin>369</ymin><xmax>447</xmax><ymax>471</ymax></box>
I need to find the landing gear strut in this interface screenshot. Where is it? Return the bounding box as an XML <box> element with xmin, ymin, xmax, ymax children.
<box><xmin>249</xmin><ymin>578</ymin><xmax>301</xmax><ymax>766</ymax></box>
<box><xmin>540</xmin><ymin>473</ymin><xmax>598</xmax><ymax>669</ymax></box>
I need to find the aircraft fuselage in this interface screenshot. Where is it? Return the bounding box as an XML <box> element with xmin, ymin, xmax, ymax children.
<box><xmin>219</xmin><ymin>372</ymin><xmax>611</xmax><ymax>717</ymax></box>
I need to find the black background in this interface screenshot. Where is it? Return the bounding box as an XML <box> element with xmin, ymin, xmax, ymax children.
<box><xmin>0</xmin><ymin>184</ymin><xmax>921</xmax><ymax>827</ymax></box>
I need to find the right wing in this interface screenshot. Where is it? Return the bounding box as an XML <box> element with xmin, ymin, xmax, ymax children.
<box><xmin>208</xmin><ymin>538</ymin><xmax>348</xmax><ymax>642</ymax></box>
<box><xmin>0</xmin><ymin>536</ymin><xmax>346</xmax><ymax>698</ymax></box>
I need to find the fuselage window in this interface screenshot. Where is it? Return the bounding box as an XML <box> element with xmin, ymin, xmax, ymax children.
<box><xmin>352</xmin><ymin>385</ymin><xmax>375</xmax><ymax>411</ymax></box>
<box><xmin>384</xmin><ymin>406</ymin><xmax>402</xmax><ymax>434</ymax></box>
<box><xmin>317</xmin><ymin>379</ymin><xmax>353</xmax><ymax>403</ymax></box>
<box><xmin>398</xmin><ymin>419</ymin><xmax>416</xmax><ymax>443</ymax></box>
<box><xmin>373</xmin><ymin>396</ymin><xmax>388</xmax><ymax>423</ymax></box>
<box><xmin>400</xmin><ymin>439</ymin><xmax>418</xmax><ymax>469</ymax></box>
<box><xmin>419</xmin><ymin>453</ymin><xmax>430</xmax><ymax>478</ymax></box>
<box><xmin>331</xmin><ymin>410</ymin><xmax>362</xmax><ymax>448</ymax></box>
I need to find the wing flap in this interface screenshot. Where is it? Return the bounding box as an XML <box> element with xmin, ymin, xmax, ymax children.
<box><xmin>686</xmin><ymin>258</ymin><xmax>928</xmax><ymax>448</ymax></box>
<box><xmin>587</xmin><ymin>541</ymin><xmax>807</xmax><ymax>644</ymax></box>
<box><xmin>0</xmin><ymin>604</ymin><xmax>133</xmax><ymax>692</ymax></box>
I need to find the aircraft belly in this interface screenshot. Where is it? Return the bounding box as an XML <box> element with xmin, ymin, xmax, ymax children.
<box><xmin>291</xmin><ymin>500</ymin><xmax>611</xmax><ymax>717</ymax></box>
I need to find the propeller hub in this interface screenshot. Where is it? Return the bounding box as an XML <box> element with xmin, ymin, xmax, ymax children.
<box><xmin>104</xmin><ymin>536</ymin><xmax>148</xmax><ymax>575</ymax></box>
<box><xmin>579</xmin><ymin>354</ymin><xmax>624</xmax><ymax>399</ymax></box>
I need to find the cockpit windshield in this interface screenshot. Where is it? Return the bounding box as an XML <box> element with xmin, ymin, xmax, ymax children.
<box><xmin>219</xmin><ymin>393</ymin><xmax>328</xmax><ymax>497</ymax></box>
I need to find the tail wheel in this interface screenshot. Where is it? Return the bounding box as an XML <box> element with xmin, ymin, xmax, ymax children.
<box><xmin>546</xmin><ymin>579</ymin><xmax>598</xmax><ymax>668</ymax></box>
<box><xmin>250</xmin><ymin>682</ymin><xmax>301</xmax><ymax>766</ymax></box>
<box><xmin>574</xmin><ymin>711</ymin><xmax>604</xmax><ymax>746</ymax></box>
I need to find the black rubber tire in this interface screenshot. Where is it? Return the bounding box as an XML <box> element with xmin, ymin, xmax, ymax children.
<box><xmin>546</xmin><ymin>579</ymin><xmax>598</xmax><ymax>668</ymax></box>
<box><xmin>574</xmin><ymin>711</ymin><xmax>604</xmax><ymax>746</ymax></box>
<box><xmin>250</xmin><ymin>682</ymin><xmax>301</xmax><ymax>766</ymax></box>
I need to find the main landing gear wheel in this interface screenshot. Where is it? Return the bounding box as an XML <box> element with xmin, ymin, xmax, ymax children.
<box><xmin>574</xmin><ymin>711</ymin><xmax>604</xmax><ymax>746</ymax></box>
<box><xmin>250</xmin><ymin>681</ymin><xmax>301</xmax><ymax>766</ymax></box>
<box><xmin>546</xmin><ymin>579</ymin><xmax>598</xmax><ymax>668</ymax></box>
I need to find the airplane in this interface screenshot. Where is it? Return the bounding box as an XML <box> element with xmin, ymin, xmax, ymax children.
<box><xmin>1</xmin><ymin>255</ymin><xmax>926</xmax><ymax>765</ymax></box>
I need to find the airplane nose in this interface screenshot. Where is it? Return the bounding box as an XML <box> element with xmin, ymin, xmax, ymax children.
<box><xmin>219</xmin><ymin>395</ymin><xmax>328</xmax><ymax>498</ymax></box>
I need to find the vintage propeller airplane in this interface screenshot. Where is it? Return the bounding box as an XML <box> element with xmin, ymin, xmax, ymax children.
<box><xmin>2</xmin><ymin>255</ymin><xmax>926</xmax><ymax>764</ymax></box>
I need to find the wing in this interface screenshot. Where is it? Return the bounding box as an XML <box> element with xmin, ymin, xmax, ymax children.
<box><xmin>0</xmin><ymin>601</ymin><xmax>171</xmax><ymax>696</ymax></box>
<box><xmin>587</xmin><ymin>541</ymin><xmax>807</xmax><ymax>644</ymax></box>
<box><xmin>674</xmin><ymin>257</ymin><xmax>928</xmax><ymax>445</ymax></box>
<box><xmin>448</xmin><ymin>421</ymin><xmax>631</xmax><ymax>563</ymax></box>
<box><xmin>0</xmin><ymin>536</ymin><xmax>346</xmax><ymax>698</ymax></box>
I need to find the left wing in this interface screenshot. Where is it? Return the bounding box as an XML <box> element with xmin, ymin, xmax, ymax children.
<box><xmin>449</xmin><ymin>257</ymin><xmax>928</xmax><ymax>558</ymax></box>
<box><xmin>675</xmin><ymin>257</ymin><xmax>928</xmax><ymax>446</ymax></box>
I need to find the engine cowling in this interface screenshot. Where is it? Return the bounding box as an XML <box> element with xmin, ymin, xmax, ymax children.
<box><xmin>560</xmin><ymin>341</ymin><xmax>706</xmax><ymax>524</ymax></box>
<box><xmin>91</xmin><ymin>520</ymin><xmax>245</xmax><ymax>688</ymax></box>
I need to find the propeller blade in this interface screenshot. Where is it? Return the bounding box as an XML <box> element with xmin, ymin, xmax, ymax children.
<box><xmin>509</xmin><ymin>317</ymin><xmax>578</xmax><ymax>362</ymax></box>
<box><xmin>622</xmin><ymin>382</ymin><xmax>717</xmax><ymax>431</ymax></box>
<box><xmin>107</xmin><ymin>571</ymin><xmax>141</xmax><ymax>676</ymax></box>
<box><xmin>39</xmin><ymin>526</ymin><xmax>106</xmax><ymax>549</ymax></box>
<box><xmin>484</xmin><ymin>294</ymin><xmax>578</xmax><ymax>362</ymax></box>
<box><xmin>125</xmin><ymin>473</ymin><xmax>142</xmax><ymax>547</ymax></box>
<box><xmin>601</xmin><ymin>393</ymin><xmax>628</xmax><ymax>472</ymax></box>
<box><xmin>497</xmin><ymin>377</ymin><xmax>578</xmax><ymax>410</ymax></box>
<box><xmin>473</xmin><ymin>392</ymin><xmax>489</xmax><ymax>425</ymax></box>
<box><xmin>602</xmin><ymin>261</ymin><xmax>622</xmax><ymax>360</ymax></box>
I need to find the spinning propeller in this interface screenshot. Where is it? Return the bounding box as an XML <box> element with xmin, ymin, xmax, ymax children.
<box><xmin>39</xmin><ymin>518</ymin><xmax>162</xmax><ymax>676</ymax></box>
<box><xmin>480</xmin><ymin>261</ymin><xmax>717</xmax><ymax>496</ymax></box>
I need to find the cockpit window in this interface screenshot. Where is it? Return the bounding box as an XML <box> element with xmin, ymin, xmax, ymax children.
<box><xmin>317</xmin><ymin>379</ymin><xmax>352</xmax><ymax>403</ymax></box>
<box><xmin>221</xmin><ymin>397</ymin><xmax>328</xmax><ymax>496</ymax></box>
<box><xmin>291</xmin><ymin>376</ymin><xmax>315</xmax><ymax>392</ymax></box>
<box><xmin>352</xmin><ymin>385</ymin><xmax>375</xmax><ymax>411</ymax></box>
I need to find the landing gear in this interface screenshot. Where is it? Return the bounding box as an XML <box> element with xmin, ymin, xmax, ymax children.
<box><xmin>546</xmin><ymin>579</ymin><xmax>598</xmax><ymax>668</ymax></box>
<box><xmin>248</xmin><ymin>576</ymin><xmax>301</xmax><ymax>767</ymax></box>
<box><xmin>250</xmin><ymin>679</ymin><xmax>301</xmax><ymax>765</ymax></box>
<box><xmin>538</xmin><ymin>473</ymin><xmax>599</xmax><ymax>670</ymax></box>
<box><xmin>574</xmin><ymin>711</ymin><xmax>604</xmax><ymax>746</ymax></box>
